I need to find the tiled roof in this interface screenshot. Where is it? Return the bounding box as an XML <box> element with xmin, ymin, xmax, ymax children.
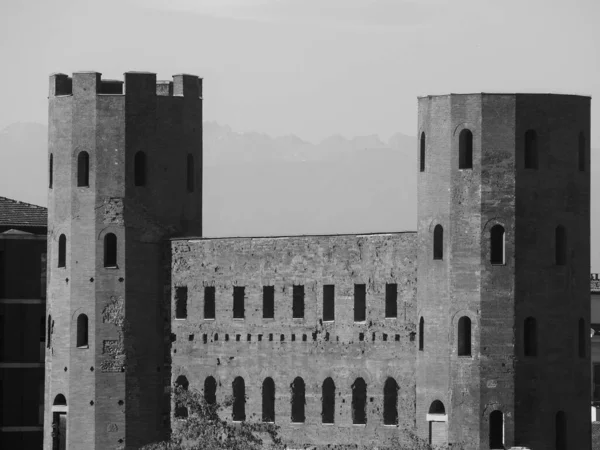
<box><xmin>0</xmin><ymin>196</ymin><xmax>47</xmax><ymax>228</ymax></box>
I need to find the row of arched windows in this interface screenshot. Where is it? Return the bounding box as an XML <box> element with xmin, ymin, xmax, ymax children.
<box><xmin>48</xmin><ymin>151</ymin><xmax>196</xmax><ymax>192</ymax></box>
<box><xmin>56</xmin><ymin>233</ymin><xmax>117</xmax><ymax>268</ymax></box>
<box><xmin>418</xmin><ymin>316</ymin><xmax>587</xmax><ymax>358</ymax></box>
<box><xmin>419</xmin><ymin>130</ymin><xmax>586</xmax><ymax>172</ymax></box>
<box><xmin>175</xmin><ymin>375</ymin><xmax>401</xmax><ymax>425</ymax></box>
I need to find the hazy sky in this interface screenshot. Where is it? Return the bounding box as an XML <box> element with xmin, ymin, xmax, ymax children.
<box><xmin>0</xmin><ymin>0</ymin><xmax>599</xmax><ymax>143</ymax></box>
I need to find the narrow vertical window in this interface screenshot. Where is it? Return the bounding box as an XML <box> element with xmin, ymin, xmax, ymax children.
<box><xmin>175</xmin><ymin>286</ymin><xmax>188</xmax><ymax>319</ymax></box>
<box><xmin>555</xmin><ymin>225</ymin><xmax>567</xmax><ymax>266</ymax></box>
<box><xmin>352</xmin><ymin>378</ymin><xmax>367</xmax><ymax>425</ymax></box>
<box><xmin>419</xmin><ymin>317</ymin><xmax>424</xmax><ymax>351</ymax></box>
<box><xmin>263</xmin><ymin>286</ymin><xmax>274</xmax><ymax>319</ymax></box>
<box><xmin>489</xmin><ymin>410</ymin><xmax>504</xmax><ymax>449</ymax></box>
<box><xmin>204</xmin><ymin>376</ymin><xmax>217</xmax><ymax>405</ymax></box>
<box><xmin>134</xmin><ymin>151</ymin><xmax>146</xmax><ymax>186</ymax></box>
<box><xmin>524</xmin><ymin>130</ymin><xmax>538</xmax><ymax>169</ymax></box>
<box><xmin>47</xmin><ymin>315</ymin><xmax>52</xmax><ymax>348</ymax></box>
<box><xmin>233</xmin><ymin>286</ymin><xmax>245</xmax><ymax>319</ymax></box>
<box><xmin>354</xmin><ymin>284</ymin><xmax>366</xmax><ymax>322</ymax></box>
<box><xmin>578</xmin><ymin>318</ymin><xmax>586</xmax><ymax>358</ymax></box>
<box><xmin>433</xmin><ymin>225</ymin><xmax>443</xmax><ymax>260</ymax></box>
<box><xmin>104</xmin><ymin>233</ymin><xmax>117</xmax><ymax>267</ymax></box>
<box><xmin>524</xmin><ymin>316</ymin><xmax>537</xmax><ymax>357</ymax></box>
<box><xmin>420</xmin><ymin>132</ymin><xmax>426</xmax><ymax>172</ymax></box>
<box><xmin>458</xmin><ymin>129</ymin><xmax>473</xmax><ymax>169</ymax></box>
<box><xmin>58</xmin><ymin>234</ymin><xmax>66</xmax><ymax>268</ymax></box>
<box><xmin>555</xmin><ymin>411</ymin><xmax>567</xmax><ymax>450</ymax></box>
<box><xmin>291</xmin><ymin>377</ymin><xmax>305</xmax><ymax>423</ymax></box>
<box><xmin>322</xmin><ymin>378</ymin><xmax>335</xmax><ymax>424</ymax></box>
<box><xmin>383</xmin><ymin>378</ymin><xmax>398</xmax><ymax>425</ymax></box>
<box><xmin>323</xmin><ymin>285</ymin><xmax>335</xmax><ymax>321</ymax></box>
<box><xmin>174</xmin><ymin>376</ymin><xmax>189</xmax><ymax>418</ymax></box>
<box><xmin>232</xmin><ymin>377</ymin><xmax>246</xmax><ymax>421</ymax></box>
<box><xmin>262</xmin><ymin>377</ymin><xmax>275</xmax><ymax>423</ymax></box>
<box><xmin>76</xmin><ymin>314</ymin><xmax>88</xmax><ymax>348</ymax></box>
<box><xmin>292</xmin><ymin>285</ymin><xmax>305</xmax><ymax>319</ymax></box>
<box><xmin>49</xmin><ymin>154</ymin><xmax>53</xmax><ymax>189</ymax></box>
<box><xmin>578</xmin><ymin>132</ymin><xmax>586</xmax><ymax>172</ymax></box>
<box><xmin>186</xmin><ymin>153</ymin><xmax>194</xmax><ymax>192</ymax></box>
<box><xmin>77</xmin><ymin>151</ymin><xmax>90</xmax><ymax>187</ymax></box>
<box><xmin>457</xmin><ymin>316</ymin><xmax>472</xmax><ymax>356</ymax></box>
<box><xmin>204</xmin><ymin>286</ymin><xmax>215</xmax><ymax>319</ymax></box>
<box><xmin>385</xmin><ymin>283</ymin><xmax>397</xmax><ymax>318</ymax></box>
<box><xmin>490</xmin><ymin>225</ymin><xmax>505</xmax><ymax>265</ymax></box>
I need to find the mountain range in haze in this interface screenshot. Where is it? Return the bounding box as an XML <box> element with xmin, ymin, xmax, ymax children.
<box><xmin>1</xmin><ymin>121</ymin><xmax>598</xmax><ymax>270</ymax></box>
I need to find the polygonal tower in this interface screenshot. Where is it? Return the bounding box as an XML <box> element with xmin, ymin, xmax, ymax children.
<box><xmin>416</xmin><ymin>94</ymin><xmax>590</xmax><ymax>449</ymax></box>
<box><xmin>44</xmin><ymin>71</ymin><xmax>202</xmax><ymax>449</ymax></box>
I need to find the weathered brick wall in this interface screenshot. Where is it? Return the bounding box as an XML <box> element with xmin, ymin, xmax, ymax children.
<box><xmin>170</xmin><ymin>233</ymin><xmax>417</xmax><ymax>448</ymax></box>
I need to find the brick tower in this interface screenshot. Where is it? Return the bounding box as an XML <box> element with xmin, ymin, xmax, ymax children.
<box><xmin>416</xmin><ymin>94</ymin><xmax>591</xmax><ymax>449</ymax></box>
<box><xmin>44</xmin><ymin>71</ymin><xmax>202</xmax><ymax>449</ymax></box>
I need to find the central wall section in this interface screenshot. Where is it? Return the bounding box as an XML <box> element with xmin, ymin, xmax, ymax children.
<box><xmin>170</xmin><ymin>233</ymin><xmax>417</xmax><ymax>447</ymax></box>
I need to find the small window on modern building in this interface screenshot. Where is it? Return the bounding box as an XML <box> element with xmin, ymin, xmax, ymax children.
<box><xmin>419</xmin><ymin>317</ymin><xmax>424</xmax><ymax>351</ymax></box>
<box><xmin>524</xmin><ymin>130</ymin><xmax>538</xmax><ymax>169</ymax></box>
<box><xmin>490</xmin><ymin>225</ymin><xmax>505</xmax><ymax>265</ymax></box>
<box><xmin>76</xmin><ymin>314</ymin><xmax>88</xmax><ymax>348</ymax></box>
<box><xmin>186</xmin><ymin>154</ymin><xmax>194</xmax><ymax>192</ymax></box>
<box><xmin>293</xmin><ymin>285</ymin><xmax>304</xmax><ymax>319</ymax></box>
<box><xmin>555</xmin><ymin>225</ymin><xmax>567</xmax><ymax>266</ymax></box>
<box><xmin>385</xmin><ymin>283</ymin><xmax>397</xmax><ymax>318</ymax></box>
<box><xmin>232</xmin><ymin>377</ymin><xmax>246</xmax><ymax>421</ymax></box>
<box><xmin>323</xmin><ymin>285</ymin><xmax>335</xmax><ymax>321</ymax></box>
<box><xmin>204</xmin><ymin>376</ymin><xmax>217</xmax><ymax>405</ymax></box>
<box><xmin>457</xmin><ymin>316</ymin><xmax>471</xmax><ymax>356</ymax></box>
<box><xmin>433</xmin><ymin>225</ymin><xmax>443</xmax><ymax>260</ymax></box>
<box><xmin>322</xmin><ymin>377</ymin><xmax>335</xmax><ymax>424</ymax></box>
<box><xmin>383</xmin><ymin>378</ymin><xmax>398</xmax><ymax>425</ymax></box>
<box><xmin>291</xmin><ymin>377</ymin><xmax>305</xmax><ymax>423</ymax></box>
<box><xmin>459</xmin><ymin>129</ymin><xmax>473</xmax><ymax>169</ymax></box>
<box><xmin>77</xmin><ymin>151</ymin><xmax>90</xmax><ymax>187</ymax></box>
<box><xmin>555</xmin><ymin>411</ymin><xmax>567</xmax><ymax>450</ymax></box>
<box><xmin>175</xmin><ymin>376</ymin><xmax>189</xmax><ymax>418</ymax></box>
<box><xmin>175</xmin><ymin>286</ymin><xmax>188</xmax><ymax>319</ymax></box>
<box><xmin>204</xmin><ymin>286</ymin><xmax>215</xmax><ymax>319</ymax></box>
<box><xmin>233</xmin><ymin>286</ymin><xmax>245</xmax><ymax>319</ymax></box>
<box><xmin>578</xmin><ymin>318</ymin><xmax>586</xmax><ymax>358</ymax></box>
<box><xmin>49</xmin><ymin>154</ymin><xmax>53</xmax><ymax>189</ymax></box>
<box><xmin>420</xmin><ymin>132</ymin><xmax>426</xmax><ymax>172</ymax></box>
<box><xmin>489</xmin><ymin>410</ymin><xmax>504</xmax><ymax>449</ymax></box>
<box><xmin>354</xmin><ymin>284</ymin><xmax>366</xmax><ymax>322</ymax></box>
<box><xmin>58</xmin><ymin>234</ymin><xmax>66</xmax><ymax>268</ymax></box>
<box><xmin>524</xmin><ymin>316</ymin><xmax>537</xmax><ymax>357</ymax></box>
<box><xmin>352</xmin><ymin>378</ymin><xmax>367</xmax><ymax>425</ymax></box>
<box><xmin>134</xmin><ymin>151</ymin><xmax>146</xmax><ymax>186</ymax></box>
<box><xmin>104</xmin><ymin>233</ymin><xmax>117</xmax><ymax>267</ymax></box>
<box><xmin>262</xmin><ymin>377</ymin><xmax>275</xmax><ymax>423</ymax></box>
<box><xmin>263</xmin><ymin>286</ymin><xmax>274</xmax><ymax>319</ymax></box>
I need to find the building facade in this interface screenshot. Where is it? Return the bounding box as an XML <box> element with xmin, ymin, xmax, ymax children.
<box><xmin>45</xmin><ymin>71</ymin><xmax>591</xmax><ymax>450</ymax></box>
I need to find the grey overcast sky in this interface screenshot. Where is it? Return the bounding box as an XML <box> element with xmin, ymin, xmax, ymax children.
<box><xmin>0</xmin><ymin>0</ymin><xmax>598</xmax><ymax>143</ymax></box>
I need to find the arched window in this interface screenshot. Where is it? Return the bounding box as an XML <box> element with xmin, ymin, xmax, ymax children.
<box><xmin>52</xmin><ymin>394</ymin><xmax>67</xmax><ymax>450</ymax></box>
<box><xmin>262</xmin><ymin>377</ymin><xmax>275</xmax><ymax>422</ymax></box>
<box><xmin>204</xmin><ymin>376</ymin><xmax>216</xmax><ymax>405</ymax></box>
<box><xmin>291</xmin><ymin>377</ymin><xmax>305</xmax><ymax>423</ymax></box>
<box><xmin>134</xmin><ymin>151</ymin><xmax>146</xmax><ymax>187</ymax></box>
<box><xmin>49</xmin><ymin>154</ymin><xmax>53</xmax><ymax>189</ymax></box>
<box><xmin>174</xmin><ymin>375</ymin><xmax>189</xmax><ymax>418</ymax></box>
<box><xmin>322</xmin><ymin>377</ymin><xmax>335</xmax><ymax>424</ymax></box>
<box><xmin>76</xmin><ymin>314</ymin><xmax>88</xmax><ymax>348</ymax></box>
<box><xmin>433</xmin><ymin>225</ymin><xmax>443</xmax><ymax>260</ymax></box>
<box><xmin>47</xmin><ymin>315</ymin><xmax>52</xmax><ymax>348</ymax></box>
<box><xmin>77</xmin><ymin>151</ymin><xmax>89</xmax><ymax>187</ymax></box>
<box><xmin>459</xmin><ymin>129</ymin><xmax>473</xmax><ymax>169</ymax></box>
<box><xmin>555</xmin><ymin>411</ymin><xmax>567</xmax><ymax>450</ymax></box>
<box><xmin>420</xmin><ymin>132</ymin><xmax>426</xmax><ymax>172</ymax></box>
<box><xmin>352</xmin><ymin>377</ymin><xmax>367</xmax><ymax>425</ymax></box>
<box><xmin>578</xmin><ymin>318</ymin><xmax>586</xmax><ymax>358</ymax></box>
<box><xmin>524</xmin><ymin>317</ymin><xmax>537</xmax><ymax>357</ymax></box>
<box><xmin>232</xmin><ymin>377</ymin><xmax>245</xmax><ymax>421</ymax></box>
<box><xmin>555</xmin><ymin>226</ymin><xmax>567</xmax><ymax>266</ymax></box>
<box><xmin>578</xmin><ymin>132</ymin><xmax>585</xmax><ymax>172</ymax></box>
<box><xmin>186</xmin><ymin>154</ymin><xmax>194</xmax><ymax>192</ymax></box>
<box><xmin>58</xmin><ymin>234</ymin><xmax>66</xmax><ymax>268</ymax></box>
<box><xmin>490</xmin><ymin>225</ymin><xmax>505</xmax><ymax>265</ymax></box>
<box><xmin>383</xmin><ymin>378</ymin><xmax>398</xmax><ymax>425</ymax></box>
<box><xmin>104</xmin><ymin>233</ymin><xmax>117</xmax><ymax>268</ymax></box>
<box><xmin>524</xmin><ymin>130</ymin><xmax>538</xmax><ymax>169</ymax></box>
<box><xmin>429</xmin><ymin>400</ymin><xmax>445</xmax><ymax>415</ymax></box>
<box><xmin>489</xmin><ymin>410</ymin><xmax>504</xmax><ymax>449</ymax></box>
<box><xmin>419</xmin><ymin>317</ymin><xmax>424</xmax><ymax>351</ymax></box>
<box><xmin>53</xmin><ymin>394</ymin><xmax>67</xmax><ymax>406</ymax></box>
<box><xmin>457</xmin><ymin>316</ymin><xmax>472</xmax><ymax>356</ymax></box>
